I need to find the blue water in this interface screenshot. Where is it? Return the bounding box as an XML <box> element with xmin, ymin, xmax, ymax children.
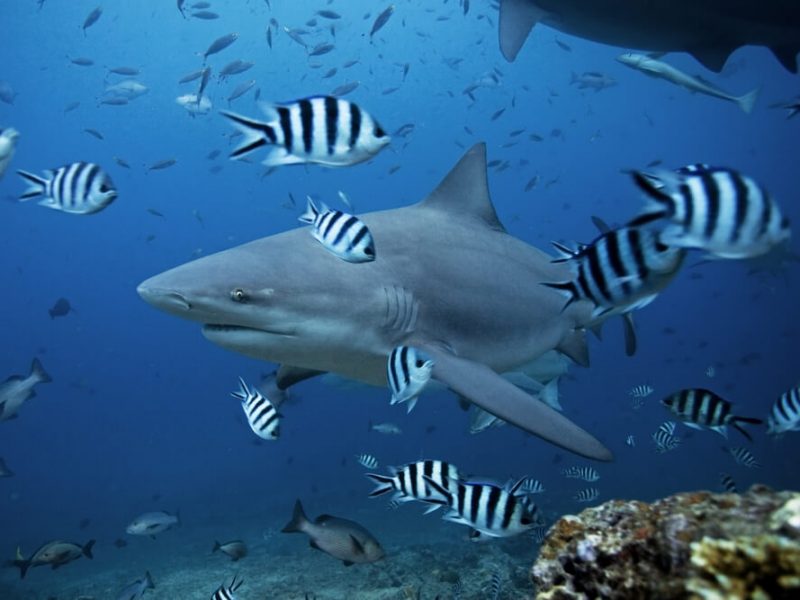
<box><xmin>1</xmin><ymin>1</ymin><xmax>798</xmax><ymax>598</ymax></box>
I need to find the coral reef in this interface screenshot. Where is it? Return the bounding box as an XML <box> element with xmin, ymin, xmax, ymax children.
<box><xmin>531</xmin><ymin>485</ymin><xmax>800</xmax><ymax>599</ymax></box>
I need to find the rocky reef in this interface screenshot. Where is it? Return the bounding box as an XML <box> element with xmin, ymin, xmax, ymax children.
<box><xmin>531</xmin><ymin>485</ymin><xmax>800</xmax><ymax>599</ymax></box>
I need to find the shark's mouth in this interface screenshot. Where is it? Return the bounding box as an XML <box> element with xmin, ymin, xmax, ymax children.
<box><xmin>202</xmin><ymin>324</ymin><xmax>296</xmax><ymax>337</ymax></box>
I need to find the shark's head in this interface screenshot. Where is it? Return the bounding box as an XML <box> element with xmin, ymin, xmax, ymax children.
<box><xmin>615</xmin><ymin>52</ymin><xmax>646</xmax><ymax>68</ymax></box>
<box><xmin>138</xmin><ymin>234</ymin><xmax>311</xmax><ymax>360</ymax></box>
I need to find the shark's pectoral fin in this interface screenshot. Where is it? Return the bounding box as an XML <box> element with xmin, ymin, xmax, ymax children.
<box><xmin>499</xmin><ymin>0</ymin><xmax>547</xmax><ymax>62</ymax></box>
<box><xmin>418</xmin><ymin>344</ymin><xmax>612</xmax><ymax>461</ymax></box>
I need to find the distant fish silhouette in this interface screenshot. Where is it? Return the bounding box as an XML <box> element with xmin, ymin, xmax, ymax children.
<box><xmin>48</xmin><ymin>297</ymin><xmax>74</xmax><ymax>319</ymax></box>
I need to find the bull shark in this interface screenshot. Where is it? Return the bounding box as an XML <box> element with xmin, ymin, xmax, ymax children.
<box><xmin>499</xmin><ymin>0</ymin><xmax>800</xmax><ymax>72</ymax></box>
<box><xmin>137</xmin><ymin>143</ymin><xmax>613</xmax><ymax>461</ymax></box>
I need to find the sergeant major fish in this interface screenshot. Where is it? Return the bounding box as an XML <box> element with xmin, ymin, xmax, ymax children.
<box><xmin>10</xmin><ymin>539</ymin><xmax>95</xmax><ymax>578</ymax></box>
<box><xmin>661</xmin><ymin>388</ymin><xmax>763</xmax><ymax>440</ymax></box>
<box><xmin>561</xmin><ymin>466</ymin><xmax>599</xmax><ymax>482</ymax></box>
<box><xmin>630</xmin><ymin>165</ymin><xmax>791</xmax><ymax>259</ymax></box>
<box><xmin>211</xmin><ymin>575</ymin><xmax>243</xmax><ymax>600</ymax></box>
<box><xmin>281</xmin><ymin>499</ymin><xmax>385</xmax><ymax>565</ymax></box>
<box><xmin>221</xmin><ymin>96</ymin><xmax>390</xmax><ymax>167</ymax></box>
<box><xmin>767</xmin><ymin>385</ymin><xmax>800</xmax><ymax>435</ymax></box>
<box><xmin>369</xmin><ymin>421</ymin><xmax>401</xmax><ymax>435</ymax></box>
<box><xmin>126</xmin><ymin>510</ymin><xmax>180</xmax><ymax>537</ymax></box>
<box><xmin>299</xmin><ymin>197</ymin><xmax>375</xmax><ymax>262</ymax></box>
<box><xmin>387</xmin><ymin>346</ymin><xmax>434</xmax><ymax>412</ymax></box>
<box><xmin>231</xmin><ymin>377</ymin><xmax>280</xmax><ymax>440</ymax></box>
<box><xmin>422</xmin><ymin>477</ymin><xmax>538</xmax><ymax>538</ymax></box>
<box><xmin>0</xmin><ymin>358</ymin><xmax>52</xmax><ymax>421</ymax></box>
<box><xmin>366</xmin><ymin>459</ymin><xmax>461</xmax><ymax>510</ymax></box>
<box><xmin>574</xmin><ymin>487</ymin><xmax>600</xmax><ymax>502</ymax></box>
<box><xmin>726</xmin><ymin>446</ymin><xmax>761</xmax><ymax>468</ymax></box>
<box><xmin>17</xmin><ymin>162</ymin><xmax>117</xmax><ymax>215</ymax></box>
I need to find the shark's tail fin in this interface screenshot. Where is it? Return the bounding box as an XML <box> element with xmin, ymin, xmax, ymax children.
<box><xmin>30</xmin><ymin>358</ymin><xmax>52</xmax><ymax>384</ymax></box>
<box><xmin>17</xmin><ymin>170</ymin><xmax>48</xmax><ymax>201</ymax></box>
<box><xmin>220</xmin><ymin>111</ymin><xmax>274</xmax><ymax>160</ymax></box>
<box><xmin>737</xmin><ymin>87</ymin><xmax>760</xmax><ymax>115</ymax></box>
<box><xmin>82</xmin><ymin>540</ymin><xmax>95</xmax><ymax>559</ymax></box>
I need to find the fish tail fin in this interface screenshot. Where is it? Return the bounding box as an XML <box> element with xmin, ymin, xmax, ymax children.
<box><xmin>422</xmin><ymin>475</ymin><xmax>451</xmax><ymax>505</ymax></box>
<box><xmin>82</xmin><ymin>539</ymin><xmax>95</xmax><ymax>559</ymax></box>
<box><xmin>731</xmin><ymin>416</ymin><xmax>763</xmax><ymax>442</ymax></box>
<box><xmin>175</xmin><ymin>509</ymin><xmax>181</xmax><ymax>527</ymax></box>
<box><xmin>212</xmin><ymin>540</ymin><xmax>221</xmax><ymax>553</ymax></box>
<box><xmin>298</xmin><ymin>196</ymin><xmax>319</xmax><ymax>224</ymax></box>
<box><xmin>145</xmin><ymin>570</ymin><xmax>155</xmax><ymax>589</ymax></box>
<box><xmin>30</xmin><ymin>358</ymin><xmax>52</xmax><ymax>384</ymax></box>
<box><xmin>231</xmin><ymin>377</ymin><xmax>249</xmax><ymax>402</ymax></box>
<box><xmin>365</xmin><ymin>473</ymin><xmax>395</xmax><ymax>497</ymax></box>
<box><xmin>9</xmin><ymin>559</ymin><xmax>30</xmax><ymax>580</ymax></box>
<box><xmin>220</xmin><ymin>111</ymin><xmax>273</xmax><ymax>160</ymax></box>
<box><xmin>281</xmin><ymin>499</ymin><xmax>308</xmax><ymax>533</ymax></box>
<box><xmin>550</xmin><ymin>241</ymin><xmax>576</xmax><ymax>262</ymax></box>
<box><xmin>737</xmin><ymin>87</ymin><xmax>760</xmax><ymax>115</ymax></box>
<box><xmin>17</xmin><ymin>170</ymin><xmax>48</xmax><ymax>201</ymax></box>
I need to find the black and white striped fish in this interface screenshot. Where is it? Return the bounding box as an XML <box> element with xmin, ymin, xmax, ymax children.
<box><xmin>661</xmin><ymin>388</ymin><xmax>762</xmax><ymax>441</ymax></box>
<box><xmin>574</xmin><ymin>487</ymin><xmax>600</xmax><ymax>503</ymax></box>
<box><xmin>726</xmin><ymin>446</ymin><xmax>761</xmax><ymax>468</ymax></box>
<box><xmin>652</xmin><ymin>421</ymin><xmax>681</xmax><ymax>453</ymax></box>
<box><xmin>355</xmin><ymin>453</ymin><xmax>378</xmax><ymax>469</ymax></box>
<box><xmin>545</xmin><ymin>226</ymin><xmax>684</xmax><ymax>321</ymax></box>
<box><xmin>230</xmin><ymin>378</ymin><xmax>280</xmax><ymax>441</ymax></box>
<box><xmin>488</xmin><ymin>571</ymin><xmax>502</xmax><ymax>600</ymax></box>
<box><xmin>630</xmin><ymin>165</ymin><xmax>791</xmax><ymax>259</ymax></box>
<box><xmin>422</xmin><ymin>477</ymin><xmax>538</xmax><ymax>538</ymax></box>
<box><xmin>299</xmin><ymin>197</ymin><xmax>375</xmax><ymax>262</ymax></box>
<box><xmin>387</xmin><ymin>346</ymin><xmax>435</xmax><ymax>412</ymax></box>
<box><xmin>365</xmin><ymin>459</ymin><xmax>461</xmax><ymax>511</ymax></box>
<box><xmin>630</xmin><ymin>384</ymin><xmax>654</xmax><ymax>399</ymax></box>
<box><xmin>767</xmin><ymin>385</ymin><xmax>800</xmax><ymax>435</ymax></box>
<box><xmin>518</xmin><ymin>477</ymin><xmax>545</xmax><ymax>494</ymax></box>
<box><xmin>17</xmin><ymin>162</ymin><xmax>117</xmax><ymax>214</ymax></box>
<box><xmin>720</xmin><ymin>473</ymin><xmax>738</xmax><ymax>493</ymax></box>
<box><xmin>221</xmin><ymin>96</ymin><xmax>390</xmax><ymax>167</ymax></box>
<box><xmin>626</xmin><ymin>434</ymin><xmax>635</xmax><ymax>447</ymax></box>
<box><xmin>211</xmin><ymin>575</ymin><xmax>243</xmax><ymax>600</ymax></box>
<box><xmin>561</xmin><ymin>466</ymin><xmax>600</xmax><ymax>482</ymax></box>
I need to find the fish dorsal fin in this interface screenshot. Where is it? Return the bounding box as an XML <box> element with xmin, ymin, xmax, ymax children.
<box><xmin>314</xmin><ymin>514</ymin><xmax>333</xmax><ymax>524</ymax></box>
<box><xmin>499</xmin><ymin>0</ymin><xmax>546</xmax><ymax>62</ymax></box>
<box><xmin>420</xmin><ymin>143</ymin><xmax>505</xmax><ymax>232</ymax></box>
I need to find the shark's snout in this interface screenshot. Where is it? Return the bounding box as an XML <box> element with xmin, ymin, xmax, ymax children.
<box><xmin>137</xmin><ymin>283</ymin><xmax>192</xmax><ymax>312</ymax></box>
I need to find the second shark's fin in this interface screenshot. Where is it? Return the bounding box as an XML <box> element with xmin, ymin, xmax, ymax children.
<box><xmin>417</xmin><ymin>343</ymin><xmax>612</xmax><ymax>461</ymax></box>
<box><xmin>499</xmin><ymin>0</ymin><xmax>547</xmax><ymax>62</ymax></box>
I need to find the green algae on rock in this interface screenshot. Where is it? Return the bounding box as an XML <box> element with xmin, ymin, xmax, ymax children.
<box><xmin>531</xmin><ymin>486</ymin><xmax>800</xmax><ymax>599</ymax></box>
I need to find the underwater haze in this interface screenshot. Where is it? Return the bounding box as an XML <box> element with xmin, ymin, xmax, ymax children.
<box><xmin>0</xmin><ymin>0</ymin><xmax>798</xmax><ymax>598</ymax></box>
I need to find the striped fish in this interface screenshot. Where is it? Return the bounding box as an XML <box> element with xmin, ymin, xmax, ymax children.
<box><xmin>366</xmin><ymin>459</ymin><xmax>461</xmax><ymax>511</ymax></box>
<box><xmin>726</xmin><ymin>446</ymin><xmax>761</xmax><ymax>468</ymax></box>
<box><xmin>545</xmin><ymin>226</ymin><xmax>684</xmax><ymax>320</ymax></box>
<box><xmin>387</xmin><ymin>346</ymin><xmax>435</xmax><ymax>413</ymax></box>
<box><xmin>17</xmin><ymin>162</ymin><xmax>117</xmax><ymax>215</ymax></box>
<box><xmin>630</xmin><ymin>384</ymin><xmax>654</xmax><ymax>399</ymax></box>
<box><xmin>221</xmin><ymin>96</ymin><xmax>390</xmax><ymax>167</ymax></box>
<box><xmin>661</xmin><ymin>388</ymin><xmax>762</xmax><ymax>441</ymax></box>
<box><xmin>574</xmin><ymin>487</ymin><xmax>600</xmax><ymax>503</ymax></box>
<box><xmin>652</xmin><ymin>421</ymin><xmax>681</xmax><ymax>453</ymax></box>
<box><xmin>422</xmin><ymin>477</ymin><xmax>538</xmax><ymax>538</ymax></box>
<box><xmin>518</xmin><ymin>477</ymin><xmax>545</xmax><ymax>494</ymax></box>
<box><xmin>230</xmin><ymin>378</ymin><xmax>280</xmax><ymax>441</ymax></box>
<box><xmin>299</xmin><ymin>197</ymin><xmax>375</xmax><ymax>262</ymax></box>
<box><xmin>626</xmin><ymin>434</ymin><xmax>635</xmax><ymax>447</ymax></box>
<box><xmin>630</xmin><ymin>166</ymin><xmax>791</xmax><ymax>259</ymax></box>
<box><xmin>561</xmin><ymin>466</ymin><xmax>600</xmax><ymax>482</ymax></box>
<box><xmin>767</xmin><ymin>385</ymin><xmax>800</xmax><ymax>435</ymax></box>
<box><xmin>489</xmin><ymin>571</ymin><xmax>502</xmax><ymax>600</ymax></box>
<box><xmin>720</xmin><ymin>473</ymin><xmax>738</xmax><ymax>493</ymax></box>
<box><xmin>211</xmin><ymin>575</ymin><xmax>243</xmax><ymax>600</ymax></box>
<box><xmin>355</xmin><ymin>453</ymin><xmax>378</xmax><ymax>469</ymax></box>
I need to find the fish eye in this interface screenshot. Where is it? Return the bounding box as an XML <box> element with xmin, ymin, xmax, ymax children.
<box><xmin>415</xmin><ymin>359</ymin><xmax>424</xmax><ymax>368</ymax></box>
<box><xmin>230</xmin><ymin>288</ymin><xmax>248</xmax><ymax>302</ymax></box>
<box><xmin>364</xmin><ymin>247</ymin><xmax>374</xmax><ymax>256</ymax></box>
<box><xmin>374</xmin><ymin>125</ymin><xmax>386</xmax><ymax>138</ymax></box>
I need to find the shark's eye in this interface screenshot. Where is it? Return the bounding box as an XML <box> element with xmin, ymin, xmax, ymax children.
<box><xmin>230</xmin><ymin>288</ymin><xmax>248</xmax><ymax>302</ymax></box>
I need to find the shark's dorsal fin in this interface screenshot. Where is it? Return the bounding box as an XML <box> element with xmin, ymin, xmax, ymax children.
<box><xmin>420</xmin><ymin>143</ymin><xmax>505</xmax><ymax>233</ymax></box>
